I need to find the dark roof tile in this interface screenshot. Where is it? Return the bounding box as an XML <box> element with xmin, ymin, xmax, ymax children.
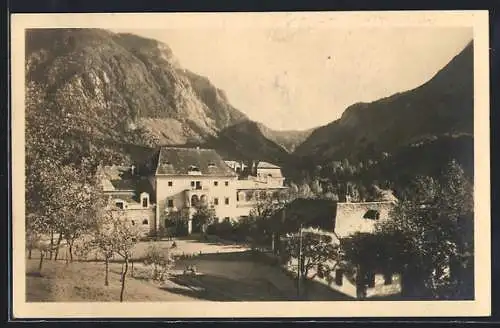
<box><xmin>155</xmin><ymin>147</ymin><xmax>237</xmax><ymax>177</ymax></box>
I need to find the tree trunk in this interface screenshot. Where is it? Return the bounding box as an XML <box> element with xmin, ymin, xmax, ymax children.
<box><xmin>49</xmin><ymin>230</ymin><xmax>54</xmax><ymax>260</ymax></box>
<box><xmin>54</xmin><ymin>234</ymin><xmax>63</xmax><ymax>260</ymax></box>
<box><xmin>131</xmin><ymin>260</ymin><xmax>134</xmax><ymax>278</ymax></box>
<box><xmin>38</xmin><ymin>251</ymin><xmax>44</xmax><ymax>273</ymax></box>
<box><xmin>104</xmin><ymin>257</ymin><xmax>109</xmax><ymax>286</ymax></box>
<box><xmin>120</xmin><ymin>258</ymin><xmax>129</xmax><ymax>302</ymax></box>
<box><xmin>69</xmin><ymin>243</ymin><xmax>74</xmax><ymax>262</ymax></box>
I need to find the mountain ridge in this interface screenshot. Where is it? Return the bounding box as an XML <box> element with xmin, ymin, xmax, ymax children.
<box><xmin>25</xmin><ymin>28</ymin><xmax>307</xmax><ymax>165</ymax></box>
<box><xmin>26</xmin><ymin>28</ymin><xmax>474</xmax><ymax>185</ymax></box>
<box><xmin>294</xmin><ymin>41</ymin><xmax>473</xmax><ymax>163</ymax></box>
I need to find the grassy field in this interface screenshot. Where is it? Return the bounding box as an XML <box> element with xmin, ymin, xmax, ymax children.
<box><xmin>26</xmin><ymin>259</ymin><xmax>199</xmax><ymax>302</ymax></box>
<box><xmin>26</xmin><ymin>236</ymin><xmax>352</xmax><ymax>302</ymax></box>
<box><xmin>26</xmin><ymin>252</ymin><xmax>351</xmax><ymax>302</ymax></box>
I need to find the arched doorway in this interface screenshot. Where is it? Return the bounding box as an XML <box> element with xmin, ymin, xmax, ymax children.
<box><xmin>199</xmin><ymin>194</ymin><xmax>208</xmax><ymax>206</ymax></box>
<box><xmin>191</xmin><ymin>194</ymin><xmax>199</xmax><ymax>208</ymax></box>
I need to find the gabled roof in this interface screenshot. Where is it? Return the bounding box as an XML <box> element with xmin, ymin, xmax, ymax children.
<box><xmin>273</xmin><ymin>198</ymin><xmax>338</xmax><ymax>233</ymax></box>
<box><xmin>273</xmin><ymin>199</ymin><xmax>397</xmax><ymax>235</ymax></box>
<box><xmin>100</xmin><ymin>165</ymin><xmax>156</xmax><ymax>203</ymax></box>
<box><xmin>155</xmin><ymin>147</ymin><xmax>238</xmax><ymax>177</ymax></box>
<box><xmin>257</xmin><ymin>161</ymin><xmax>281</xmax><ymax>169</ymax></box>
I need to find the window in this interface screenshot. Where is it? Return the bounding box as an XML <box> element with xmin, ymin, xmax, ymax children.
<box><xmin>335</xmin><ymin>269</ymin><xmax>344</xmax><ymax>286</ymax></box>
<box><xmin>214</xmin><ymin>181</ymin><xmax>218</xmax><ymax>186</ymax></box>
<box><xmin>384</xmin><ymin>273</ymin><xmax>393</xmax><ymax>285</ymax></box>
<box><xmin>142</xmin><ymin>219</ymin><xmax>149</xmax><ymax>225</ymax></box>
<box><xmin>214</xmin><ymin>197</ymin><xmax>219</xmax><ymax>205</ymax></box>
<box><xmin>224</xmin><ymin>217</ymin><xmax>230</xmax><ymax>222</ymax></box>
<box><xmin>225</xmin><ymin>197</ymin><xmax>230</xmax><ymax>205</ymax></box>
<box><xmin>167</xmin><ymin>199</ymin><xmax>174</xmax><ymax>208</ymax></box>
<box><xmin>191</xmin><ymin>181</ymin><xmax>195</xmax><ymax>187</ymax></box>
<box><xmin>115</xmin><ymin>201</ymin><xmax>124</xmax><ymax>210</ymax></box>
<box><xmin>195</xmin><ymin>181</ymin><xmax>202</xmax><ymax>190</ymax></box>
<box><xmin>188</xmin><ymin>165</ymin><xmax>200</xmax><ymax>172</ymax></box>
<box><xmin>168</xmin><ymin>181</ymin><xmax>173</xmax><ymax>187</ymax></box>
<box><xmin>363</xmin><ymin>210</ymin><xmax>380</xmax><ymax>220</ymax></box>
<box><xmin>131</xmin><ymin>220</ymin><xmax>135</xmax><ymax>226</ymax></box>
<box><xmin>225</xmin><ymin>181</ymin><xmax>229</xmax><ymax>186</ymax></box>
<box><xmin>142</xmin><ymin>197</ymin><xmax>148</xmax><ymax>208</ymax></box>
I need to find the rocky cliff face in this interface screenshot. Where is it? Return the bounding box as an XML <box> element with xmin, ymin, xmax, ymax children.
<box><xmin>25</xmin><ymin>28</ymin><xmax>474</xmax><ymax>177</ymax></box>
<box><xmin>25</xmin><ymin>29</ymin><xmax>249</xmax><ymax>151</ymax></box>
<box><xmin>25</xmin><ymin>28</ymin><xmax>309</xmax><ymax>166</ymax></box>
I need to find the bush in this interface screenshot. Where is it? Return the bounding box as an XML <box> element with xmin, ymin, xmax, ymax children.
<box><xmin>143</xmin><ymin>243</ymin><xmax>175</xmax><ymax>282</ymax></box>
<box><xmin>206</xmin><ymin>220</ymin><xmax>253</xmax><ymax>242</ymax></box>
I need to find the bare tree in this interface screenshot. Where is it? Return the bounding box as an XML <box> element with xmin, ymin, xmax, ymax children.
<box><xmin>107</xmin><ymin>210</ymin><xmax>141</xmax><ymax>302</ymax></box>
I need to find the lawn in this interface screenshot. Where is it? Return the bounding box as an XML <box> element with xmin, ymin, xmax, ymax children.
<box><xmin>26</xmin><ymin>237</ymin><xmax>352</xmax><ymax>302</ymax></box>
<box><xmin>26</xmin><ymin>259</ymin><xmax>198</xmax><ymax>302</ymax></box>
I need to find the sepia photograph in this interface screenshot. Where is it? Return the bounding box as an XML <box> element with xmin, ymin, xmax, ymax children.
<box><xmin>11</xmin><ymin>11</ymin><xmax>490</xmax><ymax>318</ymax></box>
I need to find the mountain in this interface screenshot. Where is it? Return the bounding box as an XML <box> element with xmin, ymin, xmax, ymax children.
<box><xmin>26</xmin><ymin>28</ymin><xmax>474</xmax><ymax>183</ymax></box>
<box><xmin>359</xmin><ymin>134</ymin><xmax>474</xmax><ymax>189</ymax></box>
<box><xmin>294</xmin><ymin>41</ymin><xmax>474</xmax><ymax>164</ymax></box>
<box><xmin>25</xmin><ymin>29</ymin><xmax>296</xmax><ymax>166</ymax></box>
<box><xmin>204</xmin><ymin>120</ymin><xmax>293</xmax><ymax>165</ymax></box>
<box><xmin>25</xmin><ymin>28</ymin><xmax>310</xmax><ymax>167</ymax></box>
<box><xmin>256</xmin><ymin>123</ymin><xmax>313</xmax><ymax>153</ymax></box>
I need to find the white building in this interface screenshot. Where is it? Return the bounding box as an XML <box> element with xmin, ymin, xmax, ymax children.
<box><xmin>100</xmin><ymin>147</ymin><xmax>288</xmax><ymax>236</ymax></box>
<box><xmin>274</xmin><ymin>198</ymin><xmax>400</xmax><ymax>299</ymax></box>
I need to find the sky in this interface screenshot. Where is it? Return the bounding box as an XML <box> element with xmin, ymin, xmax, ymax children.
<box><xmin>112</xmin><ymin>26</ymin><xmax>472</xmax><ymax>131</ymax></box>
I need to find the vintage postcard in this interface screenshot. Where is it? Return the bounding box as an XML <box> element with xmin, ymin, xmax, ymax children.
<box><xmin>11</xmin><ymin>11</ymin><xmax>490</xmax><ymax>318</ymax></box>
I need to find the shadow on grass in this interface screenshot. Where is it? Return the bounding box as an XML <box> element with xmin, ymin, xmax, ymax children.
<box><xmin>163</xmin><ymin>274</ymin><xmax>293</xmax><ymax>301</ymax></box>
<box><xmin>163</xmin><ymin>250</ymin><xmax>354</xmax><ymax>301</ymax></box>
<box><xmin>184</xmin><ymin>250</ymin><xmax>256</xmax><ymax>261</ymax></box>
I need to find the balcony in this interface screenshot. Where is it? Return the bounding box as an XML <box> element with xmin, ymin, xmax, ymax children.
<box><xmin>184</xmin><ymin>189</ymin><xmax>209</xmax><ymax>208</ymax></box>
<box><xmin>189</xmin><ymin>185</ymin><xmax>209</xmax><ymax>191</ymax></box>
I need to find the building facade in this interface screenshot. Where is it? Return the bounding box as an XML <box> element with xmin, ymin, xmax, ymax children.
<box><xmin>275</xmin><ymin>198</ymin><xmax>400</xmax><ymax>299</ymax></box>
<box><xmin>100</xmin><ymin>165</ymin><xmax>156</xmax><ymax>236</ymax></box>
<box><xmin>100</xmin><ymin>147</ymin><xmax>287</xmax><ymax>236</ymax></box>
